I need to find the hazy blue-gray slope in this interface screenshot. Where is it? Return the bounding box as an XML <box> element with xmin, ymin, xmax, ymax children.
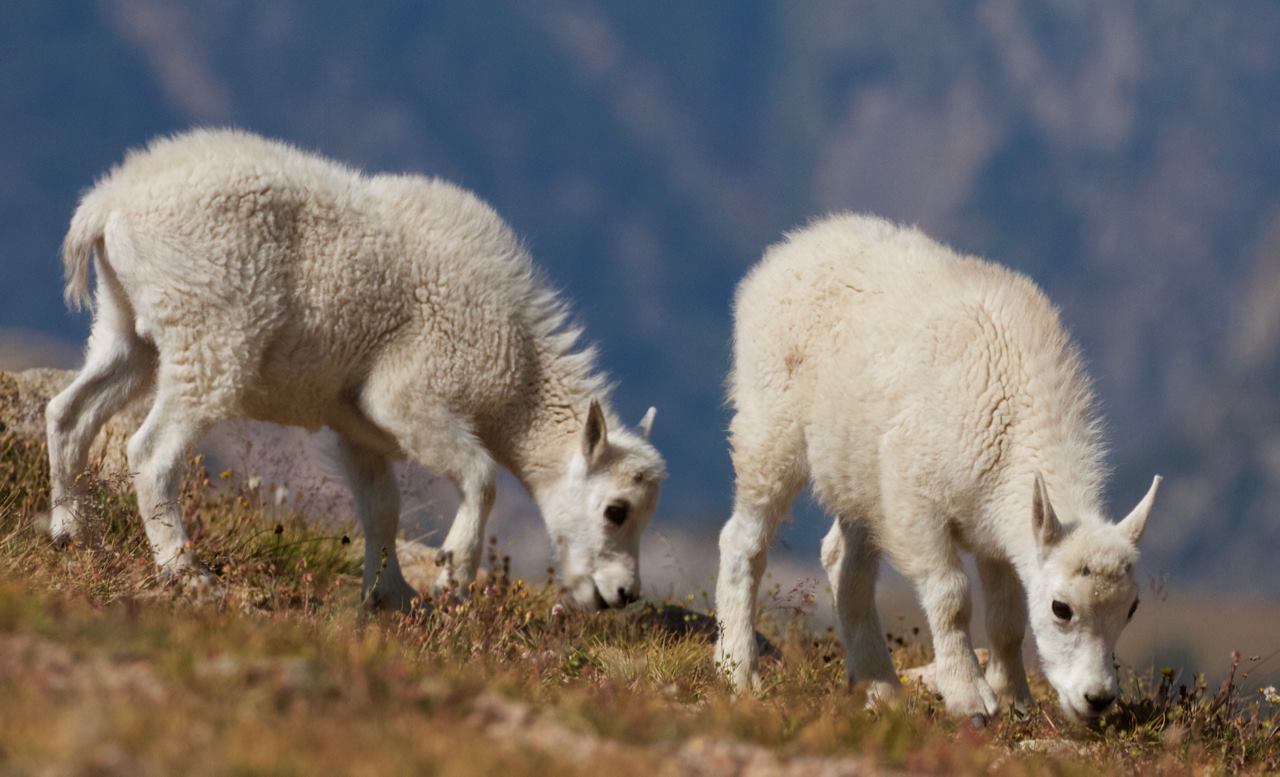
<box><xmin>3</xmin><ymin>1</ymin><xmax>1278</xmax><ymax>591</ymax></box>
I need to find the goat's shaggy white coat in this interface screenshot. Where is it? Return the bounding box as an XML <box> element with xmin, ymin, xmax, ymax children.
<box><xmin>49</xmin><ymin>129</ymin><xmax>665</xmax><ymax>610</ymax></box>
<box><xmin>715</xmin><ymin>214</ymin><xmax>1161</xmax><ymax>722</ymax></box>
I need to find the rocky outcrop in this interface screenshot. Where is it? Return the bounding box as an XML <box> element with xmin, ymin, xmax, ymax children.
<box><xmin>0</xmin><ymin>368</ymin><xmax>147</xmax><ymax>474</ymax></box>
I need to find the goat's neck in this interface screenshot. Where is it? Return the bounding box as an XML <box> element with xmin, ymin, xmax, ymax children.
<box><xmin>500</xmin><ymin>376</ymin><xmax>604</xmax><ymax>502</ymax></box>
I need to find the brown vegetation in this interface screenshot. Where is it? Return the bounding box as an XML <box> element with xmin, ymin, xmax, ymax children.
<box><xmin>1</xmin><ymin>372</ymin><xmax>1278</xmax><ymax>774</ymax></box>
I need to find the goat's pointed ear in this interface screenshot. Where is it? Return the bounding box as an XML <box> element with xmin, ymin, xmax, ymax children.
<box><xmin>1117</xmin><ymin>475</ymin><xmax>1162</xmax><ymax>545</ymax></box>
<box><xmin>1032</xmin><ymin>472</ymin><xmax>1062</xmax><ymax>550</ymax></box>
<box><xmin>582</xmin><ymin>398</ymin><xmax>608</xmax><ymax>466</ymax></box>
<box><xmin>637</xmin><ymin>406</ymin><xmax>656</xmax><ymax>440</ymax></box>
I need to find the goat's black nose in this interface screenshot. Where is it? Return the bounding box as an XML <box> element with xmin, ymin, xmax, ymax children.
<box><xmin>1085</xmin><ymin>692</ymin><xmax>1116</xmax><ymax>713</ymax></box>
<box><xmin>616</xmin><ymin>587</ymin><xmax>639</xmax><ymax>607</ymax></box>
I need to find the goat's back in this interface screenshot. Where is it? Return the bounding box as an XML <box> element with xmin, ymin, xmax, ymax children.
<box><xmin>732</xmin><ymin>213</ymin><xmax>1101</xmax><ymax>519</ymax></box>
<box><xmin>75</xmin><ymin>129</ymin><xmax>551</xmax><ymax>428</ymax></box>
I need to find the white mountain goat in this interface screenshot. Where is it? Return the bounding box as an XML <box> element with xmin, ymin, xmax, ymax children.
<box><xmin>48</xmin><ymin>129</ymin><xmax>665</xmax><ymax>611</ymax></box>
<box><xmin>715</xmin><ymin>213</ymin><xmax>1161</xmax><ymax>723</ymax></box>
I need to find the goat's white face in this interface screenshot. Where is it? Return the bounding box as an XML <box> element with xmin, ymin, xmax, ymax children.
<box><xmin>539</xmin><ymin>400</ymin><xmax>665</xmax><ymax>610</ymax></box>
<box><xmin>1026</xmin><ymin>475</ymin><xmax>1161</xmax><ymax>723</ymax></box>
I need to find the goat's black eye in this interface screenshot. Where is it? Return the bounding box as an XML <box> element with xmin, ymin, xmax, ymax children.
<box><xmin>1052</xmin><ymin>600</ymin><xmax>1073</xmax><ymax>621</ymax></box>
<box><xmin>604</xmin><ymin>502</ymin><xmax>629</xmax><ymax>525</ymax></box>
<box><xmin>1128</xmin><ymin>599</ymin><xmax>1139</xmax><ymax>620</ymax></box>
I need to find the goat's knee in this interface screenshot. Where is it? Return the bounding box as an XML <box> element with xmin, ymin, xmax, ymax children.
<box><xmin>45</xmin><ymin>391</ymin><xmax>74</xmax><ymax>440</ymax></box>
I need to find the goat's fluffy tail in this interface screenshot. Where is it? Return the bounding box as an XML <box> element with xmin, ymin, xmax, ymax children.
<box><xmin>61</xmin><ymin>188</ymin><xmax>112</xmax><ymax>312</ymax></box>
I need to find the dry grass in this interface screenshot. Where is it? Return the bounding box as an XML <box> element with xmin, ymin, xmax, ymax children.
<box><xmin>0</xmin><ymin>428</ymin><xmax>1277</xmax><ymax>775</ymax></box>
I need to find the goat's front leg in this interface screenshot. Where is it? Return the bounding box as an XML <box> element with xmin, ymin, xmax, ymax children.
<box><xmin>433</xmin><ymin>453</ymin><xmax>497</xmax><ymax>597</ymax></box>
<box><xmin>880</xmin><ymin>440</ymin><xmax>996</xmax><ymax>720</ymax></box>
<box><xmin>977</xmin><ymin>557</ymin><xmax>1034</xmax><ymax>710</ymax></box>
<box><xmin>820</xmin><ymin>518</ymin><xmax>899</xmax><ymax>705</ymax></box>
<box><xmin>337</xmin><ymin>436</ymin><xmax>419</xmax><ymax>612</ymax></box>
<box><xmin>912</xmin><ymin>559</ymin><xmax>998</xmax><ymax>720</ymax></box>
<box><xmin>358</xmin><ymin>390</ymin><xmax>497</xmax><ymax>601</ymax></box>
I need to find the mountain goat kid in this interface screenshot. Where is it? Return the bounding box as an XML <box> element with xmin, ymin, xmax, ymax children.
<box><xmin>715</xmin><ymin>214</ymin><xmax>1161</xmax><ymax>724</ymax></box>
<box><xmin>48</xmin><ymin>129</ymin><xmax>665</xmax><ymax>611</ymax></box>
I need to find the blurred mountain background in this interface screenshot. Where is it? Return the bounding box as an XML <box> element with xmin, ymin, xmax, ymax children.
<box><xmin>2</xmin><ymin>1</ymin><xmax>1278</xmax><ymax>595</ymax></box>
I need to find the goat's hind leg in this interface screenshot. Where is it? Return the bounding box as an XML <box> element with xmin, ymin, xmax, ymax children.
<box><xmin>820</xmin><ymin>518</ymin><xmax>898</xmax><ymax>705</ymax></box>
<box><xmin>714</xmin><ymin>407</ymin><xmax>804</xmax><ymax>692</ymax></box>
<box><xmin>715</xmin><ymin>498</ymin><xmax>783</xmax><ymax>692</ymax></box>
<box><xmin>126</xmin><ymin>378</ymin><xmax>222</xmax><ymax>587</ymax></box>
<box><xmin>46</xmin><ymin>271</ymin><xmax>155</xmax><ymax>543</ymax></box>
